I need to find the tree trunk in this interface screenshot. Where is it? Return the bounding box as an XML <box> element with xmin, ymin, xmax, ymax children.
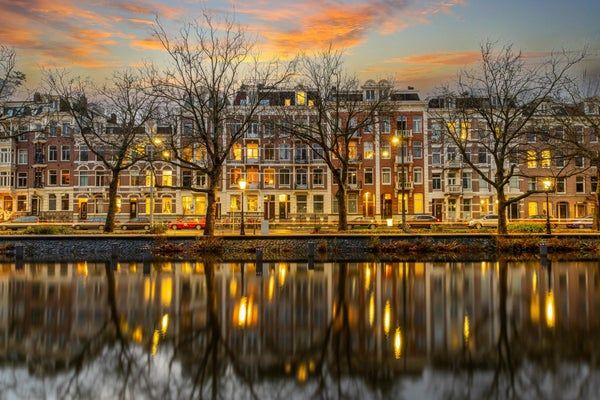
<box><xmin>594</xmin><ymin>168</ymin><xmax>600</xmax><ymax>231</ymax></box>
<box><xmin>203</xmin><ymin>179</ymin><xmax>219</xmax><ymax>237</ymax></box>
<box><xmin>336</xmin><ymin>185</ymin><xmax>348</xmax><ymax>231</ymax></box>
<box><xmin>104</xmin><ymin>171</ymin><xmax>120</xmax><ymax>233</ymax></box>
<box><xmin>496</xmin><ymin>188</ymin><xmax>508</xmax><ymax>235</ymax></box>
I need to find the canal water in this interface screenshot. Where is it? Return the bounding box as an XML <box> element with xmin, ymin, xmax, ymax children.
<box><xmin>0</xmin><ymin>260</ymin><xmax>598</xmax><ymax>399</ymax></box>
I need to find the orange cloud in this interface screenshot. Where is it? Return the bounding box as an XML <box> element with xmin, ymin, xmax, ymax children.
<box><xmin>130</xmin><ymin>38</ymin><xmax>163</xmax><ymax>51</ymax></box>
<box><xmin>387</xmin><ymin>51</ymin><xmax>481</xmax><ymax>66</ymax></box>
<box><xmin>248</xmin><ymin>0</ymin><xmax>467</xmax><ymax>54</ymax></box>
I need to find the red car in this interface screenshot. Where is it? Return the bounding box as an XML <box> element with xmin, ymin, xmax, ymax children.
<box><xmin>168</xmin><ymin>217</ymin><xmax>206</xmax><ymax>230</ymax></box>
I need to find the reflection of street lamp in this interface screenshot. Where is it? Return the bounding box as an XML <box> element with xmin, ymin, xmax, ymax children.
<box><xmin>542</xmin><ymin>178</ymin><xmax>553</xmax><ymax>235</ymax></box>
<box><xmin>238</xmin><ymin>178</ymin><xmax>247</xmax><ymax>236</ymax></box>
<box><xmin>391</xmin><ymin>134</ymin><xmax>407</xmax><ymax>229</ymax></box>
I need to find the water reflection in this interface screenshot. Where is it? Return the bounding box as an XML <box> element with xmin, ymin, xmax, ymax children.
<box><xmin>0</xmin><ymin>260</ymin><xmax>599</xmax><ymax>399</ymax></box>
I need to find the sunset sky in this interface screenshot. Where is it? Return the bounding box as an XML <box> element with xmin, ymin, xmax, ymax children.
<box><xmin>1</xmin><ymin>0</ymin><xmax>599</xmax><ymax>94</ymax></box>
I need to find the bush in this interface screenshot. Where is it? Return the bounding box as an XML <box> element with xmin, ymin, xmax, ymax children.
<box><xmin>508</xmin><ymin>223</ymin><xmax>546</xmax><ymax>233</ymax></box>
<box><xmin>191</xmin><ymin>238</ymin><xmax>224</xmax><ymax>255</ymax></box>
<box><xmin>367</xmin><ymin>236</ymin><xmax>381</xmax><ymax>253</ymax></box>
<box><xmin>148</xmin><ymin>223</ymin><xmax>168</xmax><ymax>234</ymax></box>
<box><xmin>24</xmin><ymin>225</ymin><xmax>71</xmax><ymax>235</ymax></box>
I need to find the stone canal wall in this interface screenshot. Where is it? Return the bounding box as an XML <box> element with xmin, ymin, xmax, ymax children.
<box><xmin>0</xmin><ymin>234</ymin><xmax>598</xmax><ymax>262</ymax></box>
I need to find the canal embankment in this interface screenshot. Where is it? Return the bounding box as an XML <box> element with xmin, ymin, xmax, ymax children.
<box><xmin>0</xmin><ymin>233</ymin><xmax>598</xmax><ymax>262</ymax></box>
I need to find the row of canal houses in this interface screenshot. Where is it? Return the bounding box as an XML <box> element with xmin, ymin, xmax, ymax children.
<box><xmin>0</xmin><ymin>83</ymin><xmax>597</xmax><ymax>223</ymax></box>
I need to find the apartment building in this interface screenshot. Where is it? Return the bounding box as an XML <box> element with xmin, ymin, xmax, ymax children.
<box><xmin>0</xmin><ymin>88</ymin><xmax>596</xmax><ymax>224</ymax></box>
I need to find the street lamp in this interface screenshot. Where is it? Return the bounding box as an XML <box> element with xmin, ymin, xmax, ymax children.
<box><xmin>542</xmin><ymin>178</ymin><xmax>553</xmax><ymax>235</ymax></box>
<box><xmin>391</xmin><ymin>134</ymin><xmax>407</xmax><ymax>230</ymax></box>
<box><xmin>238</xmin><ymin>178</ymin><xmax>247</xmax><ymax>236</ymax></box>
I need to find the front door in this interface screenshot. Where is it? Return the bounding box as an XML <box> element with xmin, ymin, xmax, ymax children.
<box><xmin>382</xmin><ymin>196</ymin><xmax>392</xmax><ymax>218</ymax></box>
<box><xmin>79</xmin><ymin>200</ymin><xmax>88</xmax><ymax>220</ymax></box>
<box><xmin>31</xmin><ymin>197</ymin><xmax>39</xmax><ymax>216</ymax></box>
<box><xmin>263</xmin><ymin>195</ymin><xmax>275</xmax><ymax>220</ymax></box>
<box><xmin>509</xmin><ymin>202</ymin><xmax>520</xmax><ymax>220</ymax></box>
<box><xmin>278</xmin><ymin>195</ymin><xmax>289</xmax><ymax>219</ymax></box>
<box><xmin>557</xmin><ymin>202</ymin><xmax>569</xmax><ymax>219</ymax></box>
<box><xmin>434</xmin><ymin>202</ymin><xmax>443</xmax><ymax>221</ymax></box>
<box><xmin>130</xmin><ymin>199</ymin><xmax>138</xmax><ymax>219</ymax></box>
<box><xmin>448</xmin><ymin>199</ymin><xmax>457</xmax><ymax>220</ymax></box>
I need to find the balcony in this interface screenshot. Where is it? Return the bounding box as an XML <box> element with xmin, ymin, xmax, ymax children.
<box><xmin>396</xmin><ymin>129</ymin><xmax>413</xmax><ymax>138</ymax></box>
<box><xmin>294</xmin><ymin>157</ymin><xmax>309</xmax><ymax>164</ymax></box>
<box><xmin>445</xmin><ymin>159</ymin><xmax>462</xmax><ymax>168</ymax></box>
<box><xmin>33</xmin><ymin>133</ymin><xmax>47</xmax><ymax>143</ymax></box>
<box><xmin>294</xmin><ymin>182</ymin><xmax>308</xmax><ymax>190</ymax></box>
<box><xmin>446</xmin><ymin>185</ymin><xmax>462</xmax><ymax>193</ymax></box>
<box><xmin>32</xmin><ymin>153</ymin><xmax>47</xmax><ymax>167</ymax></box>
<box><xmin>395</xmin><ymin>154</ymin><xmax>413</xmax><ymax>164</ymax></box>
<box><xmin>396</xmin><ymin>181</ymin><xmax>413</xmax><ymax>190</ymax></box>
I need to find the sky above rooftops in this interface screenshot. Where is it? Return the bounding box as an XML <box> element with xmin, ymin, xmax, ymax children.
<box><xmin>1</xmin><ymin>0</ymin><xmax>599</xmax><ymax>95</ymax></box>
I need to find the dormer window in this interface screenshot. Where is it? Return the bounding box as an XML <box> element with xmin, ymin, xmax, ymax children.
<box><xmin>296</xmin><ymin>91</ymin><xmax>306</xmax><ymax>106</ymax></box>
<box><xmin>365</xmin><ymin>89</ymin><xmax>375</xmax><ymax>101</ymax></box>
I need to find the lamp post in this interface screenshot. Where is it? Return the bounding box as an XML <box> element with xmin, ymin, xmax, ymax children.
<box><xmin>542</xmin><ymin>177</ymin><xmax>553</xmax><ymax>235</ymax></box>
<box><xmin>238</xmin><ymin>178</ymin><xmax>247</xmax><ymax>236</ymax></box>
<box><xmin>149</xmin><ymin>137</ymin><xmax>162</xmax><ymax>227</ymax></box>
<box><xmin>391</xmin><ymin>134</ymin><xmax>407</xmax><ymax>230</ymax></box>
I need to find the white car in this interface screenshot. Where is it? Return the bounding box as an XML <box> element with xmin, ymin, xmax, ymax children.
<box><xmin>468</xmin><ymin>214</ymin><xmax>498</xmax><ymax>229</ymax></box>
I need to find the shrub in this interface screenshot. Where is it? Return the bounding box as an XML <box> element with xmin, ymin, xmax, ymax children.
<box><xmin>508</xmin><ymin>223</ymin><xmax>546</xmax><ymax>233</ymax></box>
<box><xmin>191</xmin><ymin>238</ymin><xmax>224</xmax><ymax>255</ymax></box>
<box><xmin>367</xmin><ymin>236</ymin><xmax>381</xmax><ymax>253</ymax></box>
<box><xmin>148</xmin><ymin>223</ymin><xmax>168</xmax><ymax>234</ymax></box>
<box><xmin>316</xmin><ymin>239</ymin><xmax>328</xmax><ymax>254</ymax></box>
<box><xmin>24</xmin><ymin>225</ymin><xmax>71</xmax><ymax>235</ymax></box>
<box><xmin>152</xmin><ymin>240</ymin><xmax>183</xmax><ymax>256</ymax></box>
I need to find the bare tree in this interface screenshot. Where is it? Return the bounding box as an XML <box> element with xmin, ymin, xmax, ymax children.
<box><xmin>551</xmin><ymin>75</ymin><xmax>600</xmax><ymax>230</ymax></box>
<box><xmin>431</xmin><ymin>42</ymin><xmax>584</xmax><ymax>234</ymax></box>
<box><xmin>148</xmin><ymin>13</ymin><xmax>294</xmax><ymax>236</ymax></box>
<box><xmin>282</xmin><ymin>47</ymin><xmax>390</xmax><ymax>231</ymax></box>
<box><xmin>0</xmin><ymin>45</ymin><xmax>27</xmax><ymax>139</ymax></box>
<box><xmin>45</xmin><ymin>69</ymin><xmax>159</xmax><ymax>232</ymax></box>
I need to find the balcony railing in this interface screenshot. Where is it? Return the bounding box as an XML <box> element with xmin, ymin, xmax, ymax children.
<box><xmin>396</xmin><ymin>181</ymin><xmax>413</xmax><ymax>190</ymax></box>
<box><xmin>395</xmin><ymin>154</ymin><xmax>413</xmax><ymax>164</ymax></box>
<box><xmin>447</xmin><ymin>185</ymin><xmax>462</xmax><ymax>193</ymax></box>
<box><xmin>445</xmin><ymin>159</ymin><xmax>462</xmax><ymax>168</ymax></box>
<box><xmin>396</xmin><ymin>129</ymin><xmax>413</xmax><ymax>138</ymax></box>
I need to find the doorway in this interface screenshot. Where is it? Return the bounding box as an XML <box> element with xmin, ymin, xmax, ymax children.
<box><xmin>278</xmin><ymin>194</ymin><xmax>290</xmax><ymax>219</ymax></box>
<box><xmin>130</xmin><ymin>199</ymin><xmax>138</xmax><ymax>219</ymax></box>
<box><xmin>509</xmin><ymin>202</ymin><xmax>520</xmax><ymax>220</ymax></box>
<box><xmin>556</xmin><ymin>202</ymin><xmax>569</xmax><ymax>219</ymax></box>
<box><xmin>31</xmin><ymin>197</ymin><xmax>40</xmax><ymax>216</ymax></box>
<box><xmin>79</xmin><ymin>199</ymin><xmax>88</xmax><ymax>220</ymax></box>
<box><xmin>448</xmin><ymin>199</ymin><xmax>457</xmax><ymax>220</ymax></box>
<box><xmin>434</xmin><ymin>201</ymin><xmax>443</xmax><ymax>221</ymax></box>
<box><xmin>263</xmin><ymin>195</ymin><xmax>275</xmax><ymax>220</ymax></box>
<box><xmin>382</xmin><ymin>194</ymin><xmax>392</xmax><ymax>218</ymax></box>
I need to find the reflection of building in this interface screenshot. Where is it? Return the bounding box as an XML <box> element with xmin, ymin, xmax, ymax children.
<box><xmin>1</xmin><ymin>260</ymin><xmax>599</xmax><ymax>383</ymax></box>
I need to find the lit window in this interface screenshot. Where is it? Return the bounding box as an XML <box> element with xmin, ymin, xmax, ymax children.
<box><xmin>233</xmin><ymin>143</ymin><xmax>242</xmax><ymax>161</ymax></box>
<box><xmin>247</xmin><ymin>143</ymin><xmax>259</xmax><ymax>160</ymax></box>
<box><xmin>296</xmin><ymin>91</ymin><xmax>306</xmax><ymax>106</ymax></box>
<box><xmin>541</xmin><ymin>150</ymin><xmax>551</xmax><ymax>168</ymax></box>
<box><xmin>162</xmin><ymin>170</ymin><xmax>172</xmax><ymax>186</ymax></box>
<box><xmin>527</xmin><ymin>150</ymin><xmax>537</xmax><ymax>168</ymax></box>
<box><xmin>363</xmin><ymin>142</ymin><xmax>374</xmax><ymax>159</ymax></box>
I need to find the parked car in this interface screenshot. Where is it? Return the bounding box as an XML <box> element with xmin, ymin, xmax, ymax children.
<box><xmin>348</xmin><ymin>216</ymin><xmax>378</xmax><ymax>229</ymax></box>
<box><xmin>468</xmin><ymin>214</ymin><xmax>499</xmax><ymax>229</ymax></box>
<box><xmin>72</xmin><ymin>216</ymin><xmax>107</xmax><ymax>230</ymax></box>
<box><xmin>117</xmin><ymin>216</ymin><xmax>151</xmax><ymax>231</ymax></box>
<box><xmin>168</xmin><ymin>217</ymin><xmax>206</xmax><ymax>230</ymax></box>
<box><xmin>566</xmin><ymin>215</ymin><xmax>593</xmax><ymax>229</ymax></box>
<box><xmin>406</xmin><ymin>214</ymin><xmax>439</xmax><ymax>229</ymax></box>
<box><xmin>0</xmin><ymin>216</ymin><xmax>41</xmax><ymax>230</ymax></box>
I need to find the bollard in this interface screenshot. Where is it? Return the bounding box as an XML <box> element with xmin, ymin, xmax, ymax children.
<box><xmin>308</xmin><ymin>242</ymin><xmax>315</xmax><ymax>258</ymax></box>
<box><xmin>256</xmin><ymin>248</ymin><xmax>263</xmax><ymax>275</ymax></box>
<box><xmin>15</xmin><ymin>244</ymin><xmax>24</xmax><ymax>260</ymax></box>
<box><xmin>539</xmin><ymin>242</ymin><xmax>548</xmax><ymax>257</ymax></box>
<box><xmin>111</xmin><ymin>244</ymin><xmax>119</xmax><ymax>259</ymax></box>
<box><xmin>308</xmin><ymin>241</ymin><xmax>315</xmax><ymax>270</ymax></box>
<box><xmin>143</xmin><ymin>261</ymin><xmax>151</xmax><ymax>276</ymax></box>
<box><xmin>15</xmin><ymin>244</ymin><xmax>24</xmax><ymax>270</ymax></box>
